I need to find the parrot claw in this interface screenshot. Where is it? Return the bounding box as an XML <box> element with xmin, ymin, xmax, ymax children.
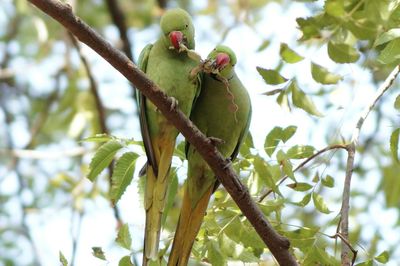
<box><xmin>223</xmin><ymin>159</ymin><xmax>232</xmax><ymax>169</ymax></box>
<box><xmin>208</xmin><ymin>136</ymin><xmax>225</xmax><ymax>146</ymax></box>
<box><xmin>170</xmin><ymin>97</ymin><xmax>178</xmax><ymax>111</ymax></box>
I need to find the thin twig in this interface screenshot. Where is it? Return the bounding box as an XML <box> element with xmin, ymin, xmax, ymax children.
<box><xmin>27</xmin><ymin>1</ymin><xmax>297</xmax><ymax>264</ymax></box>
<box><xmin>340</xmin><ymin>64</ymin><xmax>400</xmax><ymax>265</ymax></box>
<box><xmin>258</xmin><ymin>144</ymin><xmax>348</xmax><ymax>202</ymax></box>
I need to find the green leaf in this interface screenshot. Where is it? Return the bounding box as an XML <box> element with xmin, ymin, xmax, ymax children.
<box><xmin>207</xmin><ymin>239</ymin><xmax>227</xmax><ymax>266</ymax></box>
<box><xmin>312</xmin><ymin>192</ymin><xmax>331</xmax><ymax>214</ymax></box>
<box><xmin>327</xmin><ymin>42</ymin><xmax>360</xmax><ymax>63</ymax></box>
<box><xmin>116</xmin><ymin>224</ymin><xmax>132</xmax><ymax>250</ymax></box>
<box><xmin>290</xmin><ymin>82</ymin><xmax>323</xmax><ymax>117</ymax></box>
<box><xmin>390</xmin><ymin>128</ymin><xmax>400</xmax><ymax>163</ymax></box>
<box><xmin>282</xmin><ymin>126</ymin><xmax>297</xmax><ymax>142</ymax></box>
<box><xmin>378</xmin><ymin>38</ymin><xmax>400</xmax><ymax>64</ymax></box>
<box><xmin>280</xmin><ymin>43</ymin><xmax>304</xmax><ymax>63</ymax></box>
<box><xmin>253</xmin><ymin>156</ymin><xmax>277</xmax><ymax>191</ymax></box>
<box><xmin>292</xmin><ymin>192</ymin><xmax>312</xmax><ymax>207</ymax></box>
<box><xmin>110</xmin><ymin>152</ymin><xmax>138</xmax><ymax>203</ymax></box>
<box><xmin>256</xmin><ymin>67</ymin><xmax>288</xmax><ymax>85</ymax></box>
<box><xmin>395</xmin><ymin>95</ymin><xmax>400</xmax><ymax>110</ymax></box>
<box><xmin>374</xmin><ymin>28</ymin><xmax>400</xmax><ymax>46</ymax></box>
<box><xmin>83</xmin><ymin>133</ymin><xmax>114</xmax><ymax>143</ymax></box>
<box><xmin>92</xmin><ymin>247</ymin><xmax>106</xmax><ymax>260</ymax></box>
<box><xmin>287</xmin><ymin>145</ymin><xmax>315</xmax><ymax>159</ymax></box>
<box><xmin>321</xmin><ymin>175</ymin><xmax>335</xmax><ymax>188</ymax></box>
<box><xmin>374</xmin><ymin>250</ymin><xmax>389</xmax><ymax>263</ymax></box>
<box><xmin>277</xmin><ymin>150</ymin><xmax>295</xmax><ymax>180</ymax></box>
<box><xmin>87</xmin><ymin>140</ymin><xmax>123</xmax><ymax>182</ymax></box>
<box><xmin>355</xmin><ymin>260</ymin><xmax>373</xmax><ymax>266</ymax></box>
<box><xmin>265</xmin><ymin>127</ymin><xmax>283</xmax><ymax>156</ymax></box>
<box><xmin>311</xmin><ymin>63</ymin><xmax>342</xmax><ymax>85</ymax></box>
<box><xmin>287</xmin><ymin>182</ymin><xmax>313</xmax><ymax>191</ymax></box>
<box><xmin>325</xmin><ymin>0</ymin><xmax>344</xmax><ymax>17</ymax></box>
<box><xmin>118</xmin><ymin>256</ymin><xmax>134</xmax><ymax>266</ymax></box>
<box><xmin>257</xmin><ymin>39</ymin><xmax>271</xmax><ymax>52</ymax></box>
<box><xmin>59</xmin><ymin>251</ymin><xmax>68</xmax><ymax>266</ymax></box>
<box><xmin>296</xmin><ymin>17</ymin><xmax>320</xmax><ymax>41</ymax></box>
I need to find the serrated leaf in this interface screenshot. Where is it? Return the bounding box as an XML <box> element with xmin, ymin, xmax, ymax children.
<box><xmin>290</xmin><ymin>82</ymin><xmax>323</xmax><ymax>117</ymax></box>
<box><xmin>282</xmin><ymin>126</ymin><xmax>297</xmax><ymax>142</ymax></box>
<box><xmin>374</xmin><ymin>28</ymin><xmax>400</xmax><ymax>46</ymax></box>
<box><xmin>256</xmin><ymin>67</ymin><xmax>288</xmax><ymax>85</ymax></box>
<box><xmin>394</xmin><ymin>95</ymin><xmax>400</xmax><ymax>110</ymax></box>
<box><xmin>59</xmin><ymin>251</ymin><xmax>68</xmax><ymax>266</ymax></box>
<box><xmin>312</xmin><ymin>192</ymin><xmax>331</xmax><ymax>214</ymax></box>
<box><xmin>92</xmin><ymin>247</ymin><xmax>106</xmax><ymax>260</ymax></box>
<box><xmin>116</xmin><ymin>224</ymin><xmax>132</xmax><ymax>250</ymax></box>
<box><xmin>277</xmin><ymin>150</ymin><xmax>295</xmax><ymax>180</ymax></box>
<box><xmin>325</xmin><ymin>0</ymin><xmax>345</xmax><ymax>17</ymax></box>
<box><xmin>378</xmin><ymin>38</ymin><xmax>400</xmax><ymax>64</ymax></box>
<box><xmin>265</xmin><ymin>127</ymin><xmax>283</xmax><ymax>156</ymax></box>
<box><xmin>287</xmin><ymin>182</ymin><xmax>313</xmax><ymax>191</ymax></box>
<box><xmin>118</xmin><ymin>256</ymin><xmax>134</xmax><ymax>266</ymax></box>
<box><xmin>83</xmin><ymin>134</ymin><xmax>114</xmax><ymax>143</ymax></box>
<box><xmin>293</xmin><ymin>193</ymin><xmax>312</xmax><ymax>207</ymax></box>
<box><xmin>257</xmin><ymin>39</ymin><xmax>271</xmax><ymax>52</ymax></box>
<box><xmin>311</xmin><ymin>63</ymin><xmax>342</xmax><ymax>85</ymax></box>
<box><xmin>375</xmin><ymin>250</ymin><xmax>389</xmax><ymax>263</ymax></box>
<box><xmin>280</xmin><ymin>43</ymin><xmax>304</xmax><ymax>63</ymax></box>
<box><xmin>207</xmin><ymin>239</ymin><xmax>227</xmax><ymax>266</ymax></box>
<box><xmin>327</xmin><ymin>42</ymin><xmax>360</xmax><ymax>63</ymax></box>
<box><xmin>87</xmin><ymin>140</ymin><xmax>123</xmax><ymax>182</ymax></box>
<box><xmin>287</xmin><ymin>145</ymin><xmax>315</xmax><ymax>159</ymax></box>
<box><xmin>110</xmin><ymin>152</ymin><xmax>138</xmax><ymax>203</ymax></box>
<box><xmin>321</xmin><ymin>175</ymin><xmax>335</xmax><ymax>188</ymax></box>
<box><xmin>390</xmin><ymin>128</ymin><xmax>400</xmax><ymax>163</ymax></box>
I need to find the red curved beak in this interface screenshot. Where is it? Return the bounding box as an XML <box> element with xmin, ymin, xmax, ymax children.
<box><xmin>169</xmin><ymin>31</ymin><xmax>183</xmax><ymax>50</ymax></box>
<box><xmin>215</xmin><ymin>53</ymin><xmax>230</xmax><ymax>69</ymax></box>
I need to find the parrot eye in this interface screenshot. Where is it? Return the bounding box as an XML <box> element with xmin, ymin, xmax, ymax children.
<box><xmin>185</xmin><ymin>24</ymin><xmax>188</xmax><ymax>28</ymax></box>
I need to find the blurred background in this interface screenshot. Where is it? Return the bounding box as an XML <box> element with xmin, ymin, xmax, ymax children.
<box><xmin>1</xmin><ymin>0</ymin><xmax>400</xmax><ymax>265</ymax></box>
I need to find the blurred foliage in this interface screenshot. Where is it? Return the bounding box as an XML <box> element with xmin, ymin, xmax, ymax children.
<box><xmin>1</xmin><ymin>0</ymin><xmax>400</xmax><ymax>265</ymax></box>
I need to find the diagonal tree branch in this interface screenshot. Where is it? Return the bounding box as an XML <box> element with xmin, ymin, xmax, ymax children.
<box><xmin>340</xmin><ymin>65</ymin><xmax>400</xmax><ymax>265</ymax></box>
<box><xmin>27</xmin><ymin>0</ymin><xmax>297</xmax><ymax>264</ymax></box>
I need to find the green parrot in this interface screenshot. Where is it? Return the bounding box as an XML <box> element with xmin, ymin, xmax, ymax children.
<box><xmin>168</xmin><ymin>45</ymin><xmax>252</xmax><ymax>266</ymax></box>
<box><xmin>137</xmin><ymin>8</ymin><xmax>201</xmax><ymax>265</ymax></box>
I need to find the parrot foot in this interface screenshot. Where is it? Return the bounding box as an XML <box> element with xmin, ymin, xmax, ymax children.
<box><xmin>169</xmin><ymin>97</ymin><xmax>179</xmax><ymax>111</ymax></box>
<box><xmin>223</xmin><ymin>158</ymin><xmax>232</xmax><ymax>169</ymax></box>
<box><xmin>208</xmin><ymin>136</ymin><xmax>225</xmax><ymax>146</ymax></box>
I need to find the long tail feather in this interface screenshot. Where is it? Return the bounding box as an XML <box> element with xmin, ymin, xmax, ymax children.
<box><xmin>168</xmin><ymin>184</ymin><xmax>214</xmax><ymax>266</ymax></box>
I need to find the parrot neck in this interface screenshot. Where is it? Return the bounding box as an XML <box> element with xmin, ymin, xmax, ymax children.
<box><xmin>211</xmin><ymin>72</ymin><xmax>234</xmax><ymax>82</ymax></box>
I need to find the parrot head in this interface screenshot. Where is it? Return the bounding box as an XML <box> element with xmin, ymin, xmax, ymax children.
<box><xmin>160</xmin><ymin>8</ymin><xmax>195</xmax><ymax>51</ymax></box>
<box><xmin>208</xmin><ymin>45</ymin><xmax>237</xmax><ymax>77</ymax></box>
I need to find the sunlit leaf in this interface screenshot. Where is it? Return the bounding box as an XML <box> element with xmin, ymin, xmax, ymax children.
<box><xmin>83</xmin><ymin>134</ymin><xmax>114</xmax><ymax>143</ymax></box>
<box><xmin>287</xmin><ymin>182</ymin><xmax>313</xmax><ymax>191</ymax></box>
<box><xmin>92</xmin><ymin>247</ymin><xmax>106</xmax><ymax>260</ymax></box>
<box><xmin>116</xmin><ymin>224</ymin><xmax>132</xmax><ymax>250</ymax></box>
<box><xmin>207</xmin><ymin>239</ymin><xmax>227</xmax><ymax>266</ymax></box>
<box><xmin>292</xmin><ymin>192</ymin><xmax>312</xmax><ymax>207</ymax></box>
<box><xmin>312</xmin><ymin>193</ymin><xmax>331</xmax><ymax>214</ymax></box>
<box><xmin>257</xmin><ymin>39</ymin><xmax>271</xmax><ymax>52</ymax></box>
<box><xmin>287</xmin><ymin>145</ymin><xmax>315</xmax><ymax>159</ymax></box>
<box><xmin>282</xmin><ymin>126</ymin><xmax>297</xmax><ymax>142</ymax></box>
<box><xmin>118</xmin><ymin>256</ymin><xmax>134</xmax><ymax>266</ymax></box>
<box><xmin>390</xmin><ymin>128</ymin><xmax>400</xmax><ymax>163</ymax></box>
<box><xmin>88</xmin><ymin>141</ymin><xmax>123</xmax><ymax>182</ymax></box>
<box><xmin>256</xmin><ymin>67</ymin><xmax>288</xmax><ymax>85</ymax></box>
<box><xmin>355</xmin><ymin>260</ymin><xmax>373</xmax><ymax>266</ymax></box>
<box><xmin>321</xmin><ymin>175</ymin><xmax>335</xmax><ymax>188</ymax></box>
<box><xmin>110</xmin><ymin>152</ymin><xmax>138</xmax><ymax>203</ymax></box>
<box><xmin>265</xmin><ymin>127</ymin><xmax>283</xmax><ymax>156</ymax></box>
<box><xmin>327</xmin><ymin>41</ymin><xmax>360</xmax><ymax>63</ymax></box>
<box><xmin>311</xmin><ymin>63</ymin><xmax>342</xmax><ymax>85</ymax></box>
<box><xmin>378</xmin><ymin>39</ymin><xmax>400</xmax><ymax>64</ymax></box>
<box><xmin>290</xmin><ymin>82</ymin><xmax>323</xmax><ymax>117</ymax></box>
<box><xmin>277</xmin><ymin>150</ymin><xmax>295</xmax><ymax>180</ymax></box>
<box><xmin>280</xmin><ymin>43</ymin><xmax>304</xmax><ymax>63</ymax></box>
<box><xmin>375</xmin><ymin>250</ymin><xmax>389</xmax><ymax>263</ymax></box>
<box><xmin>374</xmin><ymin>28</ymin><xmax>400</xmax><ymax>46</ymax></box>
<box><xmin>59</xmin><ymin>251</ymin><xmax>68</xmax><ymax>266</ymax></box>
<box><xmin>325</xmin><ymin>0</ymin><xmax>344</xmax><ymax>17</ymax></box>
